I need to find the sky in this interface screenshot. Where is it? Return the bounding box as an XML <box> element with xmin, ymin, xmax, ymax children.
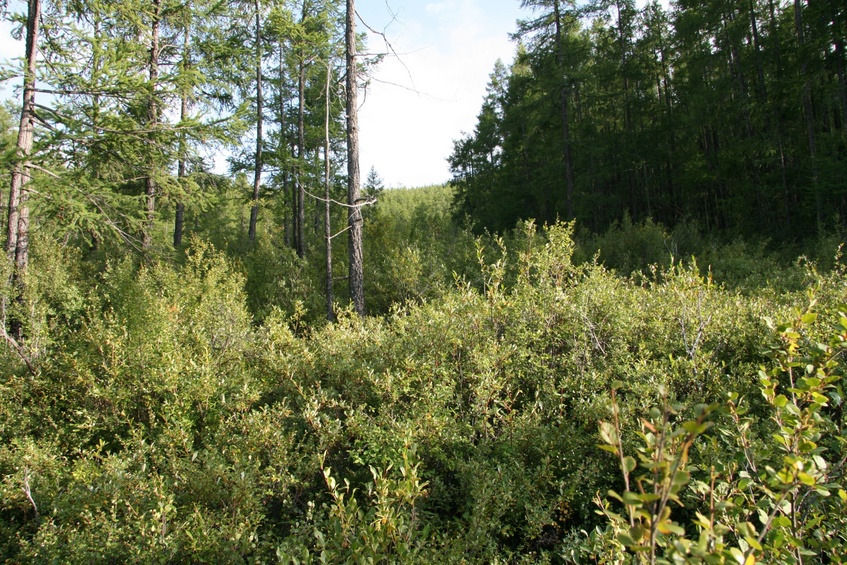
<box><xmin>0</xmin><ymin>0</ymin><xmax>527</xmax><ymax>188</ymax></box>
<box><xmin>356</xmin><ymin>0</ymin><xmax>525</xmax><ymax>187</ymax></box>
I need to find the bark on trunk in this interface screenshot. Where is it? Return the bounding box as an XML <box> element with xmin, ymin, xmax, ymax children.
<box><xmin>324</xmin><ymin>64</ymin><xmax>335</xmax><ymax>322</ymax></box>
<box><xmin>346</xmin><ymin>0</ymin><xmax>365</xmax><ymax>315</ymax></box>
<box><xmin>278</xmin><ymin>44</ymin><xmax>292</xmax><ymax>248</ymax></box>
<box><xmin>552</xmin><ymin>0</ymin><xmax>575</xmax><ymax>220</ymax></box>
<box><xmin>794</xmin><ymin>0</ymin><xmax>821</xmax><ymax>231</ymax></box>
<box><xmin>248</xmin><ymin>1</ymin><xmax>263</xmax><ymax>243</ymax></box>
<box><xmin>143</xmin><ymin>0</ymin><xmax>162</xmax><ymax>251</ymax></box>
<box><xmin>7</xmin><ymin>0</ymin><xmax>41</xmax><ymax>272</ymax></box>
<box><xmin>835</xmin><ymin>38</ymin><xmax>847</xmax><ymax>134</ymax></box>
<box><xmin>748</xmin><ymin>0</ymin><xmax>767</xmax><ymax>106</ymax></box>
<box><xmin>174</xmin><ymin>22</ymin><xmax>190</xmax><ymax>248</ymax></box>
<box><xmin>296</xmin><ymin>57</ymin><xmax>306</xmax><ymax>258</ymax></box>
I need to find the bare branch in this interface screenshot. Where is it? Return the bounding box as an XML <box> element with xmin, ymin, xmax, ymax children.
<box><xmin>303</xmin><ymin>186</ymin><xmax>376</xmax><ymax>209</ymax></box>
<box><xmin>355</xmin><ymin>6</ymin><xmax>417</xmax><ymax>93</ymax></box>
<box><xmin>0</xmin><ymin>303</ymin><xmax>37</xmax><ymax>376</ymax></box>
<box><xmin>22</xmin><ymin>468</ymin><xmax>39</xmax><ymax>523</ymax></box>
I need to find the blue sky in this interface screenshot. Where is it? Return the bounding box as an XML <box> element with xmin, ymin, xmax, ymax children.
<box><xmin>1</xmin><ymin>0</ymin><xmax>526</xmax><ymax>188</ymax></box>
<box><xmin>356</xmin><ymin>0</ymin><xmax>525</xmax><ymax>187</ymax></box>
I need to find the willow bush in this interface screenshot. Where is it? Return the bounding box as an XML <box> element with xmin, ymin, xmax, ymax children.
<box><xmin>1</xmin><ymin>221</ymin><xmax>844</xmax><ymax>562</ymax></box>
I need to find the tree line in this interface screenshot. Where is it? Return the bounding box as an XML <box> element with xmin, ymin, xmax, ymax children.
<box><xmin>1</xmin><ymin>0</ymin><xmax>371</xmax><ymax>328</ymax></box>
<box><xmin>450</xmin><ymin>0</ymin><xmax>847</xmax><ymax>240</ymax></box>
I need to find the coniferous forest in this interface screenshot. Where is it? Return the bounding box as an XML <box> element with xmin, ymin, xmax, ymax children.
<box><xmin>1</xmin><ymin>0</ymin><xmax>846</xmax><ymax>563</ymax></box>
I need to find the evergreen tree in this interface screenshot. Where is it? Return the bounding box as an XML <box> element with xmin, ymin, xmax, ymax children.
<box><xmin>451</xmin><ymin>0</ymin><xmax>846</xmax><ymax>240</ymax></box>
<box><xmin>364</xmin><ymin>165</ymin><xmax>383</xmax><ymax>195</ymax></box>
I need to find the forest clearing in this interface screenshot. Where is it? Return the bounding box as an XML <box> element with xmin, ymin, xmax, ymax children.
<box><xmin>1</xmin><ymin>0</ymin><xmax>846</xmax><ymax>562</ymax></box>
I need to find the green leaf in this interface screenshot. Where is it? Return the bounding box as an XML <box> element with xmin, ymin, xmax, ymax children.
<box><xmin>622</xmin><ymin>491</ymin><xmax>643</xmax><ymax>506</ymax></box>
<box><xmin>672</xmin><ymin>470</ymin><xmax>690</xmax><ymax>486</ymax></box>
<box><xmin>729</xmin><ymin>547</ymin><xmax>746</xmax><ymax>564</ymax></box>
<box><xmin>617</xmin><ymin>532</ymin><xmax>637</xmax><ymax>547</ymax></box>
<box><xmin>744</xmin><ymin>536</ymin><xmax>762</xmax><ymax>551</ymax></box>
<box><xmin>682</xmin><ymin>420</ymin><xmax>713</xmax><ymax>435</ymax></box>
<box><xmin>773</xmin><ymin>516</ymin><xmax>792</xmax><ymax>528</ymax></box>
<box><xmin>599</xmin><ymin>421</ymin><xmax>618</xmax><ymax>445</ymax></box>
<box><xmin>811</xmin><ymin>393</ymin><xmax>829</xmax><ymax>405</ymax></box>
<box><xmin>797</xmin><ymin>472</ymin><xmax>816</xmax><ymax>486</ymax></box>
<box><xmin>598</xmin><ymin>444</ymin><xmax>619</xmax><ymax>455</ymax></box>
<box><xmin>660</xmin><ymin>522</ymin><xmax>685</xmax><ymax>535</ymax></box>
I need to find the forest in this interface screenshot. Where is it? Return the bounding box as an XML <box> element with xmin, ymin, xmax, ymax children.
<box><xmin>0</xmin><ymin>0</ymin><xmax>846</xmax><ymax>563</ymax></box>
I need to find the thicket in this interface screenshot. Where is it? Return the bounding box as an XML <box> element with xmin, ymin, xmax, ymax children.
<box><xmin>1</xmin><ymin>205</ymin><xmax>845</xmax><ymax>562</ymax></box>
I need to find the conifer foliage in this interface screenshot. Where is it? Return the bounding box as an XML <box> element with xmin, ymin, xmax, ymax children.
<box><xmin>451</xmin><ymin>0</ymin><xmax>847</xmax><ymax>238</ymax></box>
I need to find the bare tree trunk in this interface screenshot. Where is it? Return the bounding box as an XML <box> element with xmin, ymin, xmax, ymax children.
<box><xmin>174</xmin><ymin>18</ymin><xmax>190</xmax><ymax>248</ymax></box>
<box><xmin>248</xmin><ymin>0</ymin><xmax>263</xmax><ymax>243</ymax></box>
<box><xmin>552</xmin><ymin>0</ymin><xmax>575</xmax><ymax>220</ymax></box>
<box><xmin>748</xmin><ymin>0</ymin><xmax>767</xmax><ymax>105</ymax></box>
<box><xmin>174</xmin><ymin>110</ymin><xmax>187</xmax><ymax>248</ymax></box>
<box><xmin>766</xmin><ymin>0</ymin><xmax>791</xmax><ymax>229</ymax></box>
<box><xmin>296</xmin><ymin>57</ymin><xmax>306</xmax><ymax>258</ymax></box>
<box><xmin>290</xmin><ymin>140</ymin><xmax>298</xmax><ymax>251</ymax></box>
<box><xmin>7</xmin><ymin>0</ymin><xmax>41</xmax><ymax>272</ymax></box>
<box><xmin>346</xmin><ymin>0</ymin><xmax>364</xmax><ymax>315</ymax></box>
<box><xmin>836</xmin><ymin>37</ymin><xmax>847</xmax><ymax>135</ymax></box>
<box><xmin>314</xmin><ymin>149</ymin><xmax>321</xmax><ymax>235</ymax></box>
<box><xmin>324</xmin><ymin>64</ymin><xmax>335</xmax><ymax>322</ymax></box>
<box><xmin>794</xmin><ymin>0</ymin><xmax>821</xmax><ymax>232</ymax></box>
<box><xmin>278</xmin><ymin>44</ymin><xmax>292</xmax><ymax>248</ymax></box>
<box><xmin>143</xmin><ymin>0</ymin><xmax>162</xmax><ymax>251</ymax></box>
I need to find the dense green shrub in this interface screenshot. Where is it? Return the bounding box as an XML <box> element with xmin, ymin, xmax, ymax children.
<box><xmin>592</xmin><ymin>303</ymin><xmax>847</xmax><ymax>563</ymax></box>
<box><xmin>1</xmin><ymin>219</ymin><xmax>844</xmax><ymax>562</ymax></box>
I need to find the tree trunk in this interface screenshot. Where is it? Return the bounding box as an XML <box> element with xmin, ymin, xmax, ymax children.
<box><xmin>290</xmin><ymin>140</ymin><xmax>298</xmax><ymax>252</ymax></box>
<box><xmin>748</xmin><ymin>0</ymin><xmax>767</xmax><ymax>106</ymax></box>
<box><xmin>324</xmin><ymin>64</ymin><xmax>335</xmax><ymax>322</ymax></box>
<box><xmin>296</xmin><ymin>56</ymin><xmax>306</xmax><ymax>258</ymax></box>
<box><xmin>766</xmin><ymin>0</ymin><xmax>791</xmax><ymax>229</ymax></box>
<box><xmin>346</xmin><ymin>0</ymin><xmax>364</xmax><ymax>315</ymax></box>
<box><xmin>143</xmin><ymin>0</ymin><xmax>162</xmax><ymax>251</ymax></box>
<box><xmin>552</xmin><ymin>0</ymin><xmax>576</xmax><ymax>220</ymax></box>
<box><xmin>7</xmin><ymin>0</ymin><xmax>41</xmax><ymax>272</ymax></box>
<box><xmin>278</xmin><ymin>43</ymin><xmax>292</xmax><ymax>248</ymax></box>
<box><xmin>794</xmin><ymin>0</ymin><xmax>821</xmax><ymax>231</ymax></box>
<box><xmin>835</xmin><ymin>37</ymin><xmax>847</xmax><ymax>135</ymax></box>
<box><xmin>248</xmin><ymin>0</ymin><xmax>263</xmax><ymax>243</ymax></box>
<box><xmin>174</xmin><ymin>19</ymin><xmax>190</xmax><ymax>248</ymax></box>
<box><xmin>174</xmin><ymin>105</ymin><xmax>187</xmax><ymax>249</ymax></box>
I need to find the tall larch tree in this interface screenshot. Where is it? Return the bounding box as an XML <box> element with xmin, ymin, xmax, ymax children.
<box><xmin>519</xmin><ymin>0</ymin><xmax>578</xmax><ymax>219</ymax></box>
<box><xmin>142</xmin><ymin>0</ymin><xmax>163</xmax><ymax>251</ymax></box>
<box><xmin>248</xmin><ymin>0</ymin><xmax>265</xmax><ymax>243</ymax></box>
<box><xmin>6</xmin><ymin>0</ymin><xmax>40</xmax><ymax>277</ymax></box>
<box><xmin>345</xmin><ymin>0</ymin><xmax>364</xmax><ymax>315</ymax></box>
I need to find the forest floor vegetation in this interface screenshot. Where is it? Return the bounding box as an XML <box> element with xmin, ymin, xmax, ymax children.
<box><xmin>1</xmin><ymin>189</ymin><xmax>846</xmax><ymax>562</ymax></box>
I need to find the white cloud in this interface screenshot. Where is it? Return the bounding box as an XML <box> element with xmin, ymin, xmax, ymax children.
<box><xmin>359</xmin><ymin>0</ymin><xmax>520</xmax><ymax>187</ymax></box>
<box><xmin>424</xmin><ymin>2</ymin><xmax>448</xmax><ymax>15</ymax></box>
